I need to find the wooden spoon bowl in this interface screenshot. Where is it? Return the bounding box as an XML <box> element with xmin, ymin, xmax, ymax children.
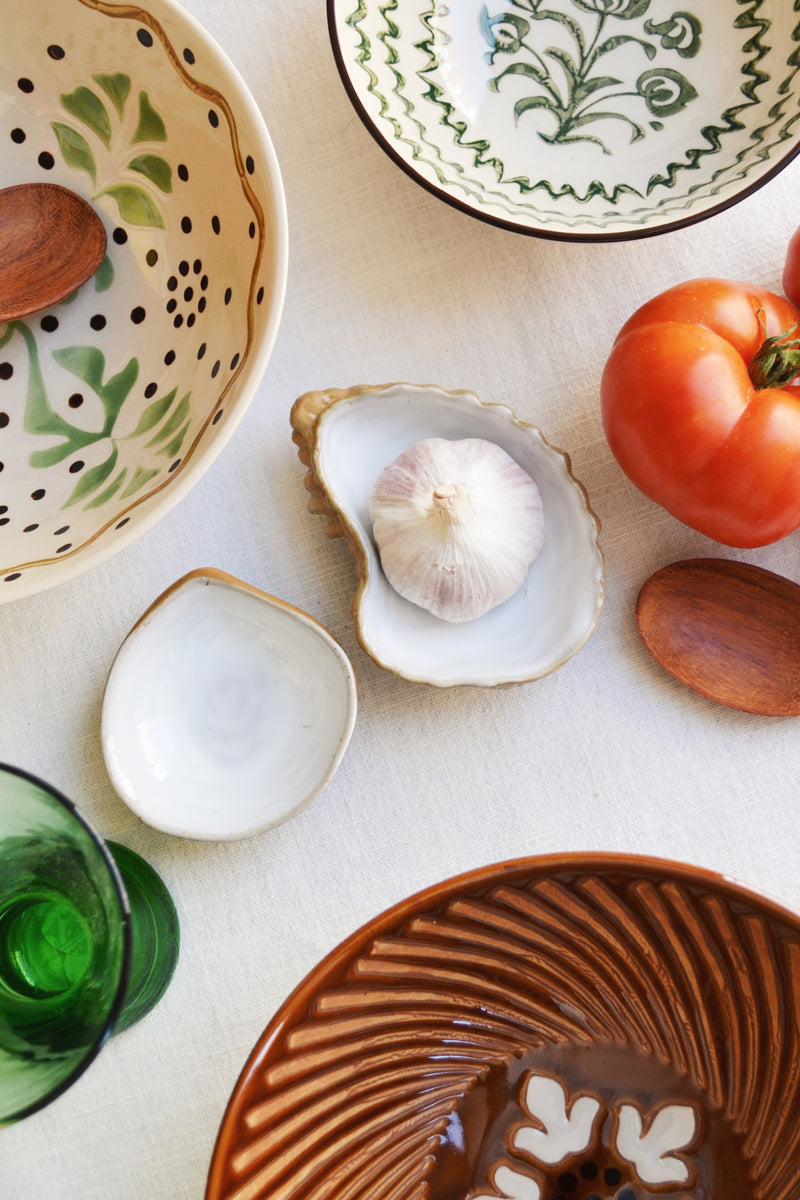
<box><xmin>636</xmin><ymin>557</ymin><xmax>800</xmax><ymax>716</ymax></box>
<box><xmin>0</xmin><ymin>183</ymin><xmax>106</xmax><ymax>321</ymax></box>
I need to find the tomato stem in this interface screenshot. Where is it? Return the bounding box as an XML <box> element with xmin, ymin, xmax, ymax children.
<box><xmin>749</xmin><ymin>311</ymin><xmax>800</xmax><ymax>389</ymax></box>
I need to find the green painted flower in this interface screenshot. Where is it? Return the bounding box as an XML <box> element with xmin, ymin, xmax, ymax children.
<box><xmin>484</xmin><ymin>0</ymin><xmax>700</xmax><ymax>153</ymax></box>
<box><xmin>637</xmin><ymin>67</ymin><xmax>698</xmax><ymax>116</ymax></box>
<box><xmin>571</xmin><ymin>0</ymin><xmax>651</xmax><ymax>17</ymax></box>
<box><xmin>644</xmin><ymin>12</ymin><xmax>701</xmax><ymax>58</ymax></box>
<box><xmin>479</xmin><ymin>7</ymin><xmax>530</xmax><ymax>61</ymax></box>
<box><xmin>51</xmin><ymin>73</ymin><xmax>172</xmax><ymax>229</ymax></box>
<box><xmin>0</xmin><ymin>320</ymin><xmax>191</xmax><ymax>510</ymax></box>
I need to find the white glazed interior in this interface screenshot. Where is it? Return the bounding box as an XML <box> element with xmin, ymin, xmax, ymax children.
<box><xmin>307</xmin><ymin>384</ymin><xmax>604</xmax><ymax>687</ymax></box>
<box><xmin>0</xmin><ymin>0</ymin><xmax>288</xmax><ymax>600</ymax></box>
<box><xmin>330</xmin><ymin>0</ymin><xmax>800</xmax><ymax>239</ymax></box>
<box><xmin>101</xmin><ymin>571</ymin><xmax>358</xmax><ymax>840</ymax></box>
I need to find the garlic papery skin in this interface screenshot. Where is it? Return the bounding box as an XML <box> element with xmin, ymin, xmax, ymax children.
<box><xmin>369</xmin><ymin>437</ymin><xmax>545</xmax><ymax>623</ymax></box>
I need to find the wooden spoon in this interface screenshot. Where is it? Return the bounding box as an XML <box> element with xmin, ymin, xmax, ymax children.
<box><xmin>0</xmin><ymin>182</ymin><xmax>106</xmax><ymax>321</ymax></box>
<box><xmin>636</xmin><ymin>557</ymin><xmax>800</xmax><ymax>716</ymax></box>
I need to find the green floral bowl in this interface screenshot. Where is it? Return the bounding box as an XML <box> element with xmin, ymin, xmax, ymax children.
<box><xmin>0</xmin><ymin>0</ymin><xmax>287</xmax><ymax>601</ymax></box>
<box><xmin>329</xmin><ymin>0</ymin><xmax>800</xmax><ymax>240</ymax></box>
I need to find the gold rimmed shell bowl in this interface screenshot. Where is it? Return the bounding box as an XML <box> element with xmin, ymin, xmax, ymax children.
<box><xmin>101</xmin><ymin>569</ymin><xmax>358</xmax><ymax>841</ymax></box>
<box><xmin>291</xmin><ymin>382</ymin><xmax>604</xmax><ymax>687</ymax></box>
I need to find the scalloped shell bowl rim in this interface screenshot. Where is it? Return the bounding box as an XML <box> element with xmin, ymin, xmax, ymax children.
<box><xmin>292</xmin><ymin>381</ymin><xmax>605</xmax><ymax>687</ymax></box>
<box><xmin>101</xmin><ymin>567</ymin><xmax>357</xmax><ymax>841</ymax></box>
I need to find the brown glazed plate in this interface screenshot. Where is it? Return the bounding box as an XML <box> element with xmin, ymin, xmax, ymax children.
<box><xmin>205</xmin><ymin>852</ymin><xmax>800</xmax><ymax>1200</ymax></box>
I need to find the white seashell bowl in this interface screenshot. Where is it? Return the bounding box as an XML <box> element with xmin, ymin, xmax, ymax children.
<box><xmin>291</xmin><ymin>383</ymin><xmax>604</xmax><ymax>688</ymax></box>
<box><xmin>0</xmin><ymin>0</ymin><xmax>288</xmax><ymax>601</ymax></box>
<box><xmin>101</xmin><ymin>569</ymin><xmax>358</xmax><ymax>840</ymax></box>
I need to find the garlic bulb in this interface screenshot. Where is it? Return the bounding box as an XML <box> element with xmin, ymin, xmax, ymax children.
<box><xmin>369</xmin><ymin>437</ymin><xmax>545</xmax><ymax>623</ymax></box>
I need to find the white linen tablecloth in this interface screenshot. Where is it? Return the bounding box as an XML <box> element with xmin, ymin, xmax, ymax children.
<box><xmin>3</xmin><ymin>0</ymin><xmax>800</xmax><ymax>1195</ymax></box>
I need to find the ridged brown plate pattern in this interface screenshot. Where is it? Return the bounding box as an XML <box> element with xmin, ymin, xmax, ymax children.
<box><xmin>206</xmin><ymin>854</ymin><xmax>800</xmax><ymax>1200</ymax></box>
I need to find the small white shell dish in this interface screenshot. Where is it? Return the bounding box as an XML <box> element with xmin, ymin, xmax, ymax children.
<box><xmin>290</xmin><ymin>383</ymin><xmax>604</xmax><ymax>688</ymax></box>
<box><xmin>100</xmin><ymin>569</ymin><xmax>358</xmax><ymax>841</ymax></box>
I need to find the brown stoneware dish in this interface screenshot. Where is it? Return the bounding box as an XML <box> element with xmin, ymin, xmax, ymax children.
<box><xmin>206</xmin><ymin>852</ymin><xmax>800</xmax><ymax>1200</ymax></box>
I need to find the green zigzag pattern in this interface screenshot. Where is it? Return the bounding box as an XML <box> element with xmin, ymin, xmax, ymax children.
<box><xmin>345</xmin><ymin>0</ymin><xmax>800</xmax><ymax>229</ymax></box>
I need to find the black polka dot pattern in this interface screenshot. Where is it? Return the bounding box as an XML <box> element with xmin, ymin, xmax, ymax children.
<box><xmin>163</xmin><ymin>256</ymin><xmax>211</xmax><ymax>342</ymax></box>
<box><xmin>0</xmin><ymin>22</ymin><xmax>269</xmax><ymax>587</ymax></box>
<box><xmin>547</xmin><ymin>1157</ymin><xmax>638</xmax><ymax>1200</ymax></box>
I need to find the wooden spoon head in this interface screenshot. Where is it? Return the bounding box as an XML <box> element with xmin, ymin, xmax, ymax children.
<box><xmin>0</xmin><ymin>183</ymin><xmax>106</xmax><ymax>321</ymax></box>
<box><xmin>636</xmin><ymin>557</ymin><xmax>800</xmax><ymax>716</ymax></box>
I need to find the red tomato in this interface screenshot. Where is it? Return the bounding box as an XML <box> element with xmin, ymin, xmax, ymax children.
<box><xmin>784</xmin><ymin>224</ymin><xmax>800</xmax><ymax>309</ymax></box>
<box><xmin>600</xmin><ymin>278</ymin><xmax>800</xmax><ymax>548</ymax></box>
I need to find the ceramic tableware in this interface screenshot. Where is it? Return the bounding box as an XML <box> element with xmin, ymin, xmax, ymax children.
<box><xmin>291</xmin><ymin>382</ymin><xmax>604</xmax><ymax>687</ymax></box>
<box><xmin>101</xmin><ymin>569</ymin><xmax>358</xmax><ymax>841</ymax></box>
<box><xmin>206</xmin><ymin>851</ymin><xmax>800</xmax><ymax>1200</ymax></box>
<box><xmin>328</xmin><ymin>0</ymin><xmax>800</xmax><ymax>240</ymax></box>
<box><xmin>0</xmin><ymin>0</ymin><xmax>288</xmax><ymax>600</ymax></box>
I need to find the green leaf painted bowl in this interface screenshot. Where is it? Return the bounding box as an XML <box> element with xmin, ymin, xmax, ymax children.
<box><xmin>0</xmin><ymin>0</ymin><xmax>287</xmax><ymax>600</ymax></box>
<box><xmin>328</xmin><ymin>0</ymin><xmax>800</xmax><ymax>240</ymax></box>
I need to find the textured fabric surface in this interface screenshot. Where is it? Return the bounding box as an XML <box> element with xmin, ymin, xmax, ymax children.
<box><xmin>3</xmin><ymin>1</ymin><xmax>800</xmax><ymax>1196</ymax></box>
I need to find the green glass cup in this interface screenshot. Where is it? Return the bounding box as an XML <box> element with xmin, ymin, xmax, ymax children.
<box><xmin>0</xmin><ymin>764</ymin><xmax>179</xmax><ymax>1126</ymax></box>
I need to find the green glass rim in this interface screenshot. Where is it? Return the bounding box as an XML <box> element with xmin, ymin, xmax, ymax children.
<box><xmin>0</xmin><ymin>761</ymin><xmax>133</xmax><ymax>1125</ymax></box>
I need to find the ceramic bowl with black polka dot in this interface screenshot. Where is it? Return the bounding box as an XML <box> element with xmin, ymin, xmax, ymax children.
<box><xmin>0</xmin><ymin>0</ymin><xmax>288</xmax><ymax>600</ymax></box>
